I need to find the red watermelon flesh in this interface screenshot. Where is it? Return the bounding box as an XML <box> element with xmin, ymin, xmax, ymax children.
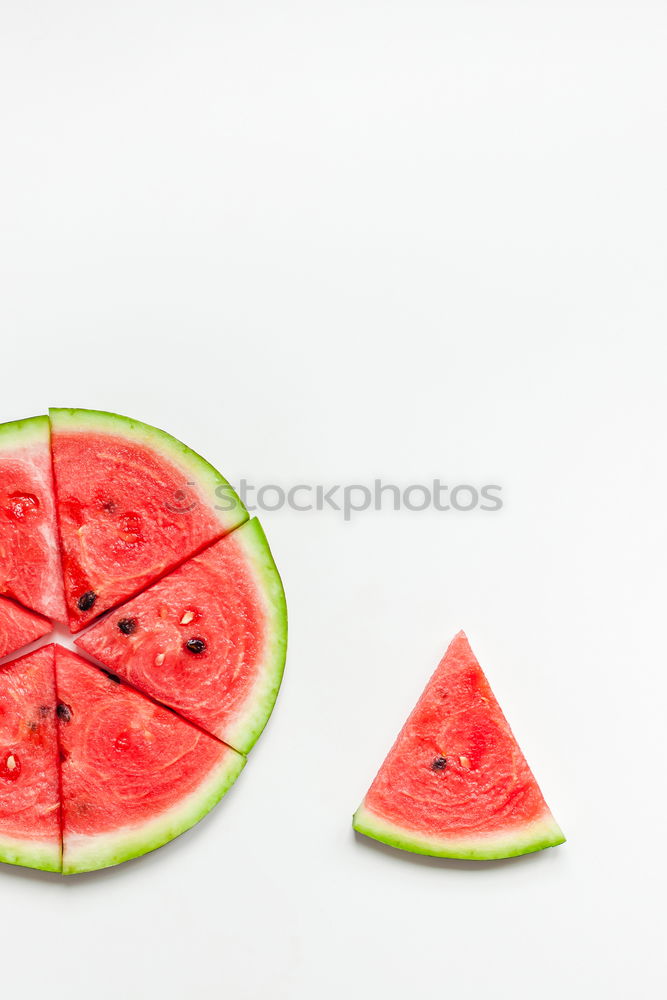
<box><xmin>0</xmin><ymin>596</ymin><xmax>51</xmax><ymax>660</ymax></box>
<box><xmin>55</xmin><ymin>646</ymin><xmax>245</xmax><ymax>874</ymax></box>
<box><xmin>0</xmin><ymin>645</ymin><xmax>61</xmax><ymax>871</ymax></box>
<box><xmin>49</xmin><ymin>408</ymin><xmax>248</xmax><ymax>632</ymax></box>
<box><xmin>353</xmin><ymin>632</ymin><xmax>564</xmax><ymax>860</ymax></box>
<box><xmin>0</xmin><ymin>417</ymin><xmax>67</xmax><ymax>622</ymax></box>
<box><xmin>77</xmin><ymin>518</ymin><xmax>287</xmax><ymax>754</ymax></box>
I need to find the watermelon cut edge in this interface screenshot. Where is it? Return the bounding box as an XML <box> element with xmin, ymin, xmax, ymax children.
<box><xmin>353</xmin><ymin>803</ymin><xmax>565</xmax><ymax>861</ymax></box>
<box><xmin>0</xmin><ymin>595</ymin><xmax>52</xmax><ymax>661</ymax></box>
<box><xmin>62</xmin><ymin>743</ymin><xmax>246</xmax><ymax>875</ymax></box>
<box><xmin>49</xmin><ymin>407</ymin><xmax>249</xmax><ymax>539</ymax></box>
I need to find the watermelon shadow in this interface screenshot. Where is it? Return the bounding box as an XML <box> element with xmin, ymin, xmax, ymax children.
<box><xmin>353</xmin><ymin>830</ymin><xmax>562</xmax><ymax>871</ymax></box>
<box><xmin>0</xmin><ymin>865</ymin><xmax>63</xmax><ymax>885</ymax></box>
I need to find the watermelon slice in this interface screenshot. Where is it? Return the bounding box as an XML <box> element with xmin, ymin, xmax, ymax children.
<box><xmin>0</xmin><ymin>596</ymin><xmax>52</xmax><ymax>660</ymax></box>
<box><xmin>49</xmin><ymin>408</ymin><xmax>248</xmax><ymax>632</ymax></box>
<box><xmin>353</xmin><ymin>632</ymin><xmax>564</xmax><ymax>860</ymax></box>
<box><xmin>55</xmin><ymin>646</ymin><xmax>246</xmax><ymax>874</ymax></box>
<box><xmin>77</xmin><ymin>518</ymin><xmax>287</xmax><ymax>754</ymax></box>
<box><xmin>0</xmin><ymin>416</ymin><xmax>67</xmax><ymax>622</ymax></box>
<box><xmin>0</xmin><ymin>645</ymin><xmax>61</xmax><ymax>871</ymax></box>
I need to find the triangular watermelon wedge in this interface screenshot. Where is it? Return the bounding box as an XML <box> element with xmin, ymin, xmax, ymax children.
<box><xmin>50</xmin><ymin>408</ymin><xmax>248</xmax><ymax>631</ymax></box>
<box><xmin>353</xmin><ymin>632</ymin><xmax>565</xmax><ymax>860</ymax></box>
<box><xmin>0</xmin><ymin>596</ymin><xmax>52</xmax><ymax>660</ymax></box>
<box><xmin>76</xmin><ymin>517</ymin><xmax>287</xmax><ymax>754</ymax></box>
<box><xmin>0</xmin><ymin>645</ymin><xmax>62</xmax><ymax>872</ymax></box>
<box><xmin>0</xmin><ymin>416</ymin><xmax>67</xmax><ymax>622</ymax></box>
<box><xmin>55</xmin><ymin>647</ymin><xmax>246</xmax><ymax>874</ymax></box>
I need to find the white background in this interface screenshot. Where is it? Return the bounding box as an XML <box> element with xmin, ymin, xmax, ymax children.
<box><xmin>0</xmin><ymin>2</ymin><xmax>664</xmax><ymax>997</ymax></box>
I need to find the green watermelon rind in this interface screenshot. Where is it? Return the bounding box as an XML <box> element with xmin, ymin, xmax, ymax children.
<box><xmin>63</xmin><ymin>745</ymin><xmax>246</xmax><ymax>875</ymax></box>
<box><xmin>353</xmin><ymin>803</ymin><xmax>566</xmax><ymax>860</ymax></box>
<box><xmin>0</xmin><ymin>415</ymin><xmax>51</xmax><ymax>452</ymax></box>
<box><xmin>48</xmin><ymin>408</ymin><xmax>248</xmax><ymax>536</ymax></box>
<box><xmin>0</xmin><ymin>834</ymin><xmax>61</xmax><ymax>873</ymax></box>
<box><xmin>219</xmin><ymin>517</ymin><xmax>288</xmax><ymax>755</ymax></box>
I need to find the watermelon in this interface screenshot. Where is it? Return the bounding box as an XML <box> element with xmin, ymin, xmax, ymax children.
<box><xmin>0</xmin><ymin>417</ymin><xmax>67</xmax><ymax>622</ymax></box>
<box><xmin>353</xmin><ymin>632</ymin><xmax>565</xmax><ymax>860</ymax></box>
<box><xmin>77</xmin><ymin>518</ymin><xmax>287</xmax><ymax>754</ymax></box>
<box><xmin>55</xmin><ymin>646</ymin><xmax>246</xmax><ymax>874</ymax></box>
<box><xmin>0</xmin><ymin>596</ymin><xmax>52</xmax><ymax>660</ymax></box>
<box><xmin>49</xmin><ymin>408</ymin><xmax>248</xmax><ymax>632</ymax></box>
<box><xmin>0</xmin><ymin>407</ymin><xmax>287</xmax><ymax>874</ymax></box>
<box><xmin>0</xmin><ymin>645</ymin><xmax>61</xmax><ymax>872</ymax></box>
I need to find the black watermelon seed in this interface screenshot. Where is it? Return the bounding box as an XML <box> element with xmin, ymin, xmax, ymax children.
<box><xmin>77</xmin><ymin>591</ymin><xmax>97</xmax><ymax>612</ymax></box>
<box><xmin>431</xmin><ymin>756</ymin><xmax>448</xmax><ymax>771</ymax></box>
<box><xmin>57</xmin><ymin>703</ymin><xmax>72</xmax><ymax>723</ymax></box>
<box><xmin>101</xmin><ymin>669</ymin><xmax>121</xmax><ymax>684</ymax></box>
<box><xmin>185</xmin><ymin>638</ymin><xmax>207</xmax><ymax>654</ymax></box>
<box><xmin>118</xmin><ymin>617</ymin><xmax>137</xmax><ymax>635</ymax></box>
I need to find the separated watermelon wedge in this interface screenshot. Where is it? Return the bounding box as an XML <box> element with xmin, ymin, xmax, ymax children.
<box><xmin>0</xmin><ymin>645</ymin><xmax>61</xmax><ymax>872</ymax></box>
<box><xmin>353</xmin><ymin>632</ymin><xmax>564</xmax><ymax>860</ymax></box>
<box><xmin>49</xmin><ymin>408</ymin><xmax>248</xmax><ymax>631</ymax></box>
<box><xmin>55</xmin><ymin>647</ymin><xmax>245</xmax><ymax>874</ymax></box>
<box><xmin>77</xmin><ymin>518</ymin><xmax>287</xmax><ymax>754</ymax></box>
<box><xmin>0</xmin><ymin>417</ymin><xmax>67</xmax><ymax>622</ymax></box>
<box><xmin>0</xmin><ymin>596</ymin><xmax>51</xmax><ymax>660</ymax></box>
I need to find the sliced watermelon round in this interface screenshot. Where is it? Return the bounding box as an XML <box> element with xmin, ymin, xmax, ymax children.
<box><xmin>0</xmin><ymin>645</ymin><xmax>61</xmax><ymax>872</ymax></box>
<box><xmin>55</xmin><ymin>646</ymin><xmax>246</xmax><ymax>874</ymax></box>
<box><xmin>0</xmin><ymin>596</ymin><xmax>51</xmax><ymax>660</ymax></box>
<box><xmin>0</xmin><ymin>408</ymin><xmax>287</xmax><ymax>875</ymax></box>
<box><xmin>49</xmin><ymin>408</ymin><xmax>248</xmax><ymax>632</ymax></box>
<box><xmin>77</xmin><ymin>518</ymin><xmax>287</xmax><ymax>754</ymax></box>
<box><xmin>0</xmin><ymin>417</ymin><xmax>67</xmax><ymax>622</ymax></box>
<box><xmin>353</xmin><ymin>631</ymin><xmax>565</xmax><ymax>860</ymax></box>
